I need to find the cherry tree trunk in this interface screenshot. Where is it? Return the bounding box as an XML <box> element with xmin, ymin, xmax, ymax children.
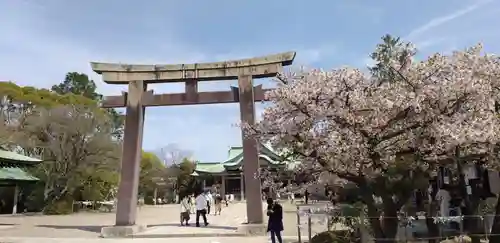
<box><xmin>425</xmin><ymin>202</ymin><xmax>440</xmax><ymax>243</ymax></box>
<box><xmin>366</xmin><ymin>203</ymin><xmax>399</xmax><ymax>243</ymax></box>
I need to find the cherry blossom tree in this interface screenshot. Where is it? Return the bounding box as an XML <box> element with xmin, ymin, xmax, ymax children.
<box><xmin>247</xmin><ymin>44</ymin><xmax>500</xmax><ymax>243</ymax></box>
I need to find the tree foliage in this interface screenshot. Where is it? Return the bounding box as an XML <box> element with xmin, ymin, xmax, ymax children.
<box><xmin>0</xmin><ymin>71</ymin><xmax>200</xmax><ymax>212</ymax></box>
<box><xmin>0</xmin><ymin>78</ymin><xmax>122</xmax><ymax>214</ymax></box>
<box><xmin>175</xmin><ymin>158</ymin><xmax>197</xmax><ymax>198</ymax></box>
<box><xmin>369</xmin><ymin>34</ymin><xmax>415</xmax><ymax>82</ymax></box>
<box><xmin>162</xmin><ymin>158</ymin><xmax>197</xmax><ymax>199</ymax></box>
<box><xmin>139</xmin><ymin>151</ymin><xmax>166</xmax><ymax>203</ymax></box>
<box><xmin>248</xmin><ymin>40</ymin><xmax>500</xmax><ymax>243</ymax></box>
<box><xmin>51</xmin><ymin>72</ymin><xmax>102</xmax><ymax>100</ymax></box>
<box><xmin>50</xmin><ymin>72</ymin><xmax>125</xmax><ymax>139</ymax></box>
<box><xmin>21</xmin><ymin>105</ymin><xmax>120</xmax><ymax>210</ymax></box>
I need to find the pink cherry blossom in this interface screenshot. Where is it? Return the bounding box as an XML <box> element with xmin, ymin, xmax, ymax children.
<box><xmin>246</xmin><ymin>43</ymin><xmax>500</xmax><ymax>181</ymax></box>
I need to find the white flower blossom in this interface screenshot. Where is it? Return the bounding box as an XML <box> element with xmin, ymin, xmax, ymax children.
<box><xmin>247</xmin><ymin>44</ymin><xmax>500</xmax><ymax>181</ymax></box>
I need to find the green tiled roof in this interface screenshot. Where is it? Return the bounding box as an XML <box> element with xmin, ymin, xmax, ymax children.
<box><xmin>0</xmin><ymin>150</ymin><xmax>42</xmax><ymax>167</ymax></box>
<box><xmin>223</xmin><ymin>154</ymin><xmax>285</xmax><ymax>170</ymax></box>
<box><xmin>0</xmin><ymin>166</ymin><xmax>39</xmax><ymax>182</ymax></box>
<box><xmin>0</xmin><ymin>150</ymin><xmax>41</xmax><ymax>162</ymax></box>
<box><xmin>195</xmin><ymin>163</ymin><xmax>225</xmax><ymax>174</ymax></box>
<box><xmin>0</xmin><ymin>150</ymin><xmax>42</xmax><ymax>182</ymax></box>
<box><xmin>227</xmin><ymin>147</ymin><xmax>243</xmax><ymax>160</ymax></box>
<box><xmin>195</xmin><ymin>143</ymin><xmax>291</xmax><ymax>174</ymax></box>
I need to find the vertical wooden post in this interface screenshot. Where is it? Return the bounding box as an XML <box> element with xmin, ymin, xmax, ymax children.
<box><xmin>307</xmin><ymin>208</ymin><xmax>312</xmax><ymax>242</ymax></box>
<box><xmin>240</xmin><ymin>173</ymin><xmax>245</xmax><ymax>200</ymax></box>
<box><xmin>153</xmin><ymin>188</ymin><xmax>158</xmax><ymax>205</ymax></box>
<box><xmin>296</xmin><ymin>205</ymin><xmax>302</xmax><ymax>243</ymax></box>
<box><xmin>12</xmin><ymin>184</ymin><xmax>19</xmax><ymax>215</ymax></box>
<box><xmin>221</xmin><ymin>175</ymin><xmax>226</xmax><ymax>197</ymax></box>
<box><xmin>238</xmin><ymin>75</ymin><xmax>263</xmax><ymax>224</ymax></box>
<box><xmin>115</xmin><ymin>81</ymin><xmax>147</xmax><ymax>226</ymax></box>
<box><xmin>185</xmin><ymin>80</ymin><xmax>198</xmax><ymax>102</ymax></box>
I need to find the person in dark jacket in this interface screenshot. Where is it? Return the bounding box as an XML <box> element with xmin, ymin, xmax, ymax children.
<box><xmin>266</xmin><ymin>198</ymin><xmax>283</xmax><ymax>243</ymax></box>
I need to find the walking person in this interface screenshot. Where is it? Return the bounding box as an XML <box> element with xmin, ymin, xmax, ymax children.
<box><xmin>266</xmin><ymin>198</ymin><xmax>283</xmax><ymax>243</ymax></box>
<box><xmin>195</xmin><ymin>191</ymin><xmax>209</xmax><ymax>227</ymax></box>
<box><xmin>304</xmin><ymin>189</ymin><xmax>310</xmax><ymax>205</ymax></box>
<box><xmin>214</xmin><ymin>193</ymin><xmax>223</xmax><ymax>215</ymax></box>
<box><xmin>205</xmin><ymin>191</ymin><xmax>213</xmax><ymax>215</ymax></box>
<box><xmin>225</xmin><ymin>194</ymin><xmax>229</xmax><ymax>207</ymax></box>
<box><xmin>180</xmin><ymin>196</ymin><xmax>191</xmax><ymax>226</ymax></box>
<box><xmin>190</xmin><ymin>194</ymin><xmax>196</xmax><ymax>214</ymax></box>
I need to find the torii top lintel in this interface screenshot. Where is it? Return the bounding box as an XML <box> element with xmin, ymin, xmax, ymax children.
<box><xmin>90</xmin><ymin>52</ymin><xmax>296</xmax><ymax>84</ymax></box>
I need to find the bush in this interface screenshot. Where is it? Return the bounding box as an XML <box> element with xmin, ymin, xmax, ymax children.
<box><xmin>311</xmin><ymin>230</ymin><xmax>360</xmax><ymax>243</ymax></box>
<box><xmin>43</xmin><ymin>198</ymin><xmax>74</xmax><ymax>215</ymax></box>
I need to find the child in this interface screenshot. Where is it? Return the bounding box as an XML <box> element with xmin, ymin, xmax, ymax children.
<box><xmin>180</xmin><ymin>196</ymin><xmax>191</xmax><ymax>226</ymax></box>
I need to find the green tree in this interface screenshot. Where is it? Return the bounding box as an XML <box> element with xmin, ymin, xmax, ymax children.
<box><xmin>171</xmin><ymin>158</ymin><xmax>196</xmax><ymax>199</ymax></box>
<box><xmin>139</xmin><ymin>151</ymin><xmax>166</xmax><ymax>204</ymax></box>
<box><xmin>369</xmin><ymin>34</ymin><xmax>416</xmax><ymax>84</ymax></box>
<box><xmin>20</xmin><ymin>105</ymin><xmax>120</xmax><ymax>214</ymax></box>
<box><xmin>50</xmin><ymin>72</ymin><xmax>125</xmax><ymax>139</ymax></box>
<box><xmin>0</xmin><ymin>81</ymin><xmax>120</xmax><ymax>213</ymax></box>
<box><xmin>51</xmin><ymin>72</ymin><xmax>102</xmax><ymax>100</ymax></box>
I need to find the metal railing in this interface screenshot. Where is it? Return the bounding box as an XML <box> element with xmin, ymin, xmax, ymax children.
<box><xmin>294</xmin><ymin>203</ymin><xmax>497</xmax><ymax>243</ymax></box>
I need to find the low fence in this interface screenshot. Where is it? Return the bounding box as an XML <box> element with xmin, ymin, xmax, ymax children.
<box><xmin>294</xmin><ymin>203</ymin><xmax>497</xmax><ymax>243</ymax></box>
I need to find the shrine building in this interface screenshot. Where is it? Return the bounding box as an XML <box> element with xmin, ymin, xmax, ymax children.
<box><xmin>192</xmin><ymin>143</ymin><xmax>295</xmax><ymax>200</ymax></box>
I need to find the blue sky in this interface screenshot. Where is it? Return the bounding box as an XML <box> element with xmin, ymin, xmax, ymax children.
<box><xmin>1</xmin><ymin>0</ymin><xmax>499</xmax><ymax>162</ymax></box>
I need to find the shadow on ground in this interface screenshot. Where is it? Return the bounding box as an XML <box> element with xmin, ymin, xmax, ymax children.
<box><xmin>37</xmin><ymin>223</ymin><xmax>237</xmax><ymax>234</ymax></box>
<box><xmin>38</xmin><ymin>225</ymin><xmax>108</xmax><ymax>233</ymax></box>
<box><xmin>0</xmin><ymin>212</ymin><xmax>43</xmax><ymax>217</ymax></box>
<box><xmin>148</xmin><ymin>223</ymin><xmax>238</xmax><ymax>230</ymax></box>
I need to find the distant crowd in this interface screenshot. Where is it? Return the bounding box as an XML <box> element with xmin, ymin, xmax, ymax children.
<box><xmin>179</xmin><ymin>190</ymin><xmax>225</xmax><ymax>227</ymax></box>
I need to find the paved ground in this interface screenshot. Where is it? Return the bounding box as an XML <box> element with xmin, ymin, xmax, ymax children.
<box><xmin>0</xmin><ymin>201</ymin><xmax>329</xmax><ymax>241</ymax></box>
<box><xmin>0</xmin><ymin>236</ymin><xmax>302</xmax><ymax>243</ymax></box>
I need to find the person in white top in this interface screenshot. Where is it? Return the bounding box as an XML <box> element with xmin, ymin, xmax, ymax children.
<box><xmin>195</xmin><ymin>192</ymin><xmax>209</xmax><ymax>227</ymax></box>
<box><xmin>180</xmin><ymin>196</ymin><xmax>191</xmax><ymax>226</ymax></box>
<box><xmin>205</xmin><ymin>191</ymin><xmax>213</xmax><ymax>215</ymax></box>
<box><xmin>190</xmin><ymin>194</ymin><xmax>196</xmax><ymax>214</ymax></box>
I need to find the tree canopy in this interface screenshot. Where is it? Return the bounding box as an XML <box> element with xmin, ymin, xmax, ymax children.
<box><xmin>0</xmin><ymin>74</ymin><xmax>124</xmax><ymax>214</ymax></box>
<box><xmin>50</xmin><ymin>72</ymin><xmax>125</xmax><ymax>139</ymax></box>
<box><xmin>0</xmin><ymin>74</ymin><xmax>197</xmax><ymax>212</ymax></box>
<box><xmin>249</xmin><ymin>39</ymin><xmax>500</xmax><ymax>243</ymax></box>
<box><xmin>51</xmin><ymin>72</ymin><xmax>102</xmax><ymax>100</ymax></box>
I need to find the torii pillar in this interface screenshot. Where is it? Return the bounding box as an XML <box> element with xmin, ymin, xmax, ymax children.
<box><xmin>91</xmin><ymin>52</ymin><xmax>295</xmax><ymax>237</ymax></box>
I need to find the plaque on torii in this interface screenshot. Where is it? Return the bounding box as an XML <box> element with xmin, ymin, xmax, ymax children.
<box><xmin>91</xmin><ymin>52</ymin><xmax>295</xmax><ymax>228</ymax></box>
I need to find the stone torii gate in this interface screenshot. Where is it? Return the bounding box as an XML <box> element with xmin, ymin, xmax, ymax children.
<box><xmin>91</xmin><ymin>52</ymin><xmax>295</xmax><ymax>236</ymax></box>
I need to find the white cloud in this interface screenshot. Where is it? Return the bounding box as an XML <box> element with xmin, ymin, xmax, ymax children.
<box><xmin>414</xmin><ymin>37</ymin><xmax>449</xmax><ymax>50</ymax></box>
<box><xmin>406</xmin><ymin>0</ymin><xmax>493</xmax><ymax>40</ymax></box>
<box><xmin>0</xmin><ymin>2</ymin><xmax>242</xmax><ymax>161</ymax></box>
<box><xmin>0</xmin><ymin>2</ymin><xmax>213</xmax><ymax>96</ymax></box>
<box><xmin>295</xmin><ymin>45</ymin><xmax>337</xmax><ymax>65</ymax></box>
<box><xmin>0</xmin><ymin>1</ymin><xmax>338</xmax><ymax>161</ymax></box>
<box><xmin>403</xmin><ymin>0</ymin><xmax>497</xmax><ymax>54</ymax></box>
